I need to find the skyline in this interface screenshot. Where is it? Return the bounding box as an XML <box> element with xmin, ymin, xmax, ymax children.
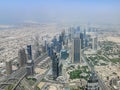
<box><xmin>0</xmin><ymin>1</ymin><xmax>120</xmax><ymax>89</ymax></box>
<box><xmin>0</xmin><ymin>0</ymin><xmax>120</xmax><ymax>24</ymax></box>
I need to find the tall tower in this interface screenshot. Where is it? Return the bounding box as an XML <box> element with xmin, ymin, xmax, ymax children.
<box><xmin>26</xmin><ymin>60</ymin><xmax>34</xmax><ymax>75</ymax></box>
<box><xmin>85</xmin><ymin>39</ymin><xmax>88</xmax><ymax>47</ymax></box>
<box><xmin>58</xmin><ymin>34</ymin><xmax>63</xmax><ymax>44</ymax></box>
<box><xmin>52</xmin><ymin>36</ymin><xmax>57</xmax><ymax>47</ymax></box>
<box><xmin>47</xmin><ymin>44</ymin><xmax>54</xmax><ymax>58</ymax></box>
<box><xmin>84</xmin><ymin>29</ymin><xmax>88</xmax><ymax>47</ymax></box>
<box><xmin>72</xmin><ymin>37</ymin><xmax>81</xmax><ymax>63</ymax></box>
<box><xmin>92</xmin><ymin>37</ymin><xmax>98</xmax><ymax>50</ymax></box>
<box><xmin>80</xmin><ymin>33</ymin><xmax>84</xmax><ymax>49</ymax></box>
<box><xmin>84</xmin><ymin>29</ymin><xmax>86</xmax><ymax>39</ymax></box>
<box><xmin>27</xmin><ymin>45</ymin><xmax>32</xmax><ymax>60</ymax></box>
<box><xmin>18</xmin><ymin>48</ymin><xmax>27</xmax><ymax>67</ymax></box>
<box><xmin>34</xmin><ymin>36</ymin><xmax>41</xmax><ymax>59</ymax></box>
<box><xmin>44</xmin><ymin>40</ymin><xmax>48</xmax><ymax>52</ymax></box>
<box><xmin>52</xmin><ymin>52</ymin><xmax>59</xmax><ymax>80</ymax></box>
<box><xmin>6</xmin><ymin>60</ymin><xmax>12</xmax><ymax>75</ymax></box>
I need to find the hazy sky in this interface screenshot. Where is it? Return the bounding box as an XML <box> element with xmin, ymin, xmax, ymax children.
<box><xmin>0</xmin><ymin>0</ymin><xmax>120</xmax><ymax>24</ymax></box>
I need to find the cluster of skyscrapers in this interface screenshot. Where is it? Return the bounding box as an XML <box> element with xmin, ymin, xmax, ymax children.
<box><xmin>47</xmin><ymin>31</ymin><xmax>66</xmax><ymax>80</ymax></box>
<box><xmin>69</xmin><ymin>26</ymin><xmax>88</xmax><ymax>63</ymax></box>
<box><xmin>6</xmin><ymin>45</ymin><xmax>34</xmax><ymax>76</ymax></box>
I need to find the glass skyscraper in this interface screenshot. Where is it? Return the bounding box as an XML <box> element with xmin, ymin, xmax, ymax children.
<box><xmin>27</xmin><ymin>45</ymin><xmax>32</xmax><ymax>60</ymax></box>
<box><xmin>72</xmin><ymin>37</ymin><xmax>81</xmax><ymax>63</ymax></box>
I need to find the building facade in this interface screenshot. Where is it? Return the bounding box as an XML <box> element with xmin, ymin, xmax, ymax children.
<box><xmin>18</xmin><ymin>48</ymin><xmax>27</xmax><ymax>67</ymax></box>
<box><xmin>52</xmin><ymin>52</ymin><xmax>59</xmax><ymax>80</ymax></box>
<box><xmin>6</xmin><ymin>60</ymin><xmax>12</xmax><ymax>75</ymax></box>
<box><xmin>72</xmin><ymin>37</ymin><xmax>81</xmax><ymax>63</ymax></box>
<box><xmin>86</xmin><ymin>72</ymin><xmax>100</xmax><ymax>90</ymax></box>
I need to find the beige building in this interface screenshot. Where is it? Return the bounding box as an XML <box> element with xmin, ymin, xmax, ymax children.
<box><xmin>6</xmin><ymin>60</ymin><xmax>12</xmax><ymax>75</ymax></box>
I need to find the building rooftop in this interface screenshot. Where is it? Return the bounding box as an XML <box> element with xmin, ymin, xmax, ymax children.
<box><xmin>88</xmin><ymin>72</ymin><xmax>98</xmax><ymax>83</ymax></box>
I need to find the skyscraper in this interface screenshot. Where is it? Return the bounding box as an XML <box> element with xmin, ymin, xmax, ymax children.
<box><xmin>43</xmin><ymin>40</ymin><xmax>48</xmax><ymax>52</ymax></box>
<box><xmin>18</xmin><ymin>48</ymin><xmax>27</xmax><ymax>67</ymax></box>
<box><xmin>61</xmin><ymin>30</ymin><xmax>65</xmax><ymax>46</ymax></box>
<box><xmin>85</xmin><ymin>39</ymin><xmax>88</xmax><ymax>47</ymax></box>
<box><xmin>60</xmin><ymin>49</ymin><xmax>69</xmax><ymax>60</ymax></box>
<box><xmin>92</xmin><ymin>37</ymin><xmax>98</xmax><ymax>50</ymax></box>
<box><xmin>58</xmin><ymin>34</ymin><xmax>63</xmax><ymax>44</ymax></box>
<box><xmin>52</xmin><ymin>36</ymin><xmax>57</xmax><ymax>47</ymax></box>
<box><xmin>76</xmin><ymin>26</ymin><xmax>80</xmax><ymax>33</ymax></box>
<box><xmin>26</xmin><ymin>60</ymin><xmax>34</xmax><ymax>75</ymax></box>
<box><xmin>27</xmin><ymin>45</ymin><xmax>32</xmax><ymax>60</ymax></box>
<box><xmin>84</xmin><ymin>29</ymin><xmax>86</xmax><ymax>39</ymax></box>
<box><xmin>52</xmin><ymin>52</ymin><xmax>59</xmax><ymax>80</ymax></box>
<box><xmin>47</xmin><ymin>44</ymin><xmax>54</xmax><ymax>58</ymax></box>
<box><xmin>56</xmin><ymin>42</ymin><xmax>62</xmax><ymax>53</ymax></box>
<box><xmin>6</xmin><ymin>60</ymin><xmax>12</xmax><ymax>75</ymax></box>
<box><xmin>80</xmin><ymin>33</ymin><xmax>84</xmax><ymax>49</ymax></box>
<box><xmin>72</xmin><ymin>37</ymin><xmax>81</xmax><ymax>63</ymax></box>
<box><xmin>34</xmin><ymin>36</ymin><xmax>41</xmax><ymax>59</ymax></box>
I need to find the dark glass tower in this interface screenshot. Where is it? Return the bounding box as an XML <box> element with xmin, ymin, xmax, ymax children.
<box><xmin>52</xmin><ymin>52</ymin><xmax>59</xmax><ymax>80</ymax></box>
<box><xmin>84</xmin><ymin>29</ymin><xmax>86</xmax><ymax>39</ymax></box>
<box><xmin>59</xmin><ymin>34</ymin><xmax>63</xmax><ymax>44</ymax></box>
<box><xmin>80</xmin><ymin>33</ymin><xmax>84</xmax><ymax>49</ymax></box>
<box><xmin>73</xmin><ymin>37</ymin><xmax>81</xmax><ymax>63</ymax></box>
<box><xmin>52</xmin><ymin>36</ymin><xmax>57</xmax><ymax>47</ymax></box>
<box><xmin>27</xmin><ymin>45</ymin><xmax>32</xmax><ymax>60</ymax></box>
<box><xmin>47</xmin><ymin>45</ymin><xmax>54</xmax><ymax>58</ymax></box>
<box><xmin>18</xmin><ymin>48</ymin><xmax>27</xmax><ymax>67</ymax></box>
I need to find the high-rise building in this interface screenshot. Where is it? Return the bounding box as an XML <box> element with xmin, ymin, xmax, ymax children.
<box><xmin>84</xmin><ymin>29</ymin><xmax>88</xmax><ymax>48</ymax></box>
<box><xmin>18</xmin><ymin>48</ymin><xmax>27</xmax><ymax>67</ymax></box>
<box><xmin>85</xmin><ymin>39</ymin><xmax>88</xmax><ymax>47</ymax></box>
<box><xmin>92</xmin><ymin>37</ymin><xmax>98</xmax><ymax>50</ymax></box>
<box><xmin>70</xmin><ymin>27</ymin><xmax>75</xmax><ymax>40</ymax></box>
<box><xmin>59</xmin><ymin>34</ymin><xmax>63</xmax><ymax>44</ymax></box>
<box><xmin>26</xmin><ymin>60</ymin><xmax>34</xmax><ymax>75</ymax></box>
<box><xmin>52</xmin><ymin>36</ymin><xmax>57</xmax><ymax>47</ymax></box>
<box><xmin>86</xmin><ymin>72</ymin><xmax>100</xmax><ymax>90</ymax></box>
<box><xmin>44</xmin><ymin>40</ymin><xmax>48</xmax><ymax>52</ymax></box>
<box><xmin>60</xmin><ymin>49</ymin><xmax>69</xmax><ymax>60</ymax></box>
<box><xmin>47</xmin><ymin>44</ymin><xmax>54</xmax><ymax>58</ymax></box>
<box><xmin>72</xmin><ymin>37</ymin><xmax>81</xmax><ymax>63</ymax></box>
<box><xmin>58</xmin><ymin>62</ymin><xmax>62</xmax><ymax>76</ymax></box>
<box><xmin>56</xmin><ymin>42</ymin><xmax>62</xmax><ymax>53</ymax></box>
<box><xmin>6</xmin><ymin>60</ymin><xmax>12</xmax><ymax>75</ymax></box>
<box><xmin>80</xmin><ymin>33</ymin><xmax>84</xmax><ymax>49</ymax></box>
<box><xmin>27</xmin><ymin>45</ymin><xmax>32</xmax><ymax>60</ymax></box>
<box><xmin>52</xmin><ymin>52</ymin><xmax>59</xmax><ymax>80</ymax></box>
<box><xmin>76</xmin><ymin>26</ymin><xmax>80</xmax><ymax>33</ymax></box>
<box><xmin>34</xmin><ymin>37</ymin><xmax>41</xmax><ymax>59</ymax></box>
<box><xmin>61</xmin><ymin>30</ymin><xmax>66</xmax><ymax>46</ymax></box>
<box><xmin>84</xmin><ymin>29</ymin><xmax>86</xmax><ymax>39</ymax></box>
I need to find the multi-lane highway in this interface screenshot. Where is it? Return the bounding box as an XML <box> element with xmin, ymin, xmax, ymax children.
<box><xmin>0</xmin><ymin>53</ymin><xmax>49</xmax><ymax>90</ymax></box>
<box><xmin>34</xmin><ymin>53</ymin><xmax>48</xmax><ymax>66</ymax></box>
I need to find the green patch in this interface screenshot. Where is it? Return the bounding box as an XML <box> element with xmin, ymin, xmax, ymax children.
<box><xmin>69</xmin><ymin>66</ymin><xmax>90</xmax><ymax>80</ymax></box>
<box><xmin>69</xmin><ymin>70</ymin><xmax>82</xmax><ymax>79</ymax></box>
<box><xmin>26</xmin><ymin>77</ymin><xmax>37</xmax><ymax>86</ymax></box>
<box><xmin>110</xmin><ymin>58</ymin><xmax>120</xmax><ymax>64</ymax></box>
